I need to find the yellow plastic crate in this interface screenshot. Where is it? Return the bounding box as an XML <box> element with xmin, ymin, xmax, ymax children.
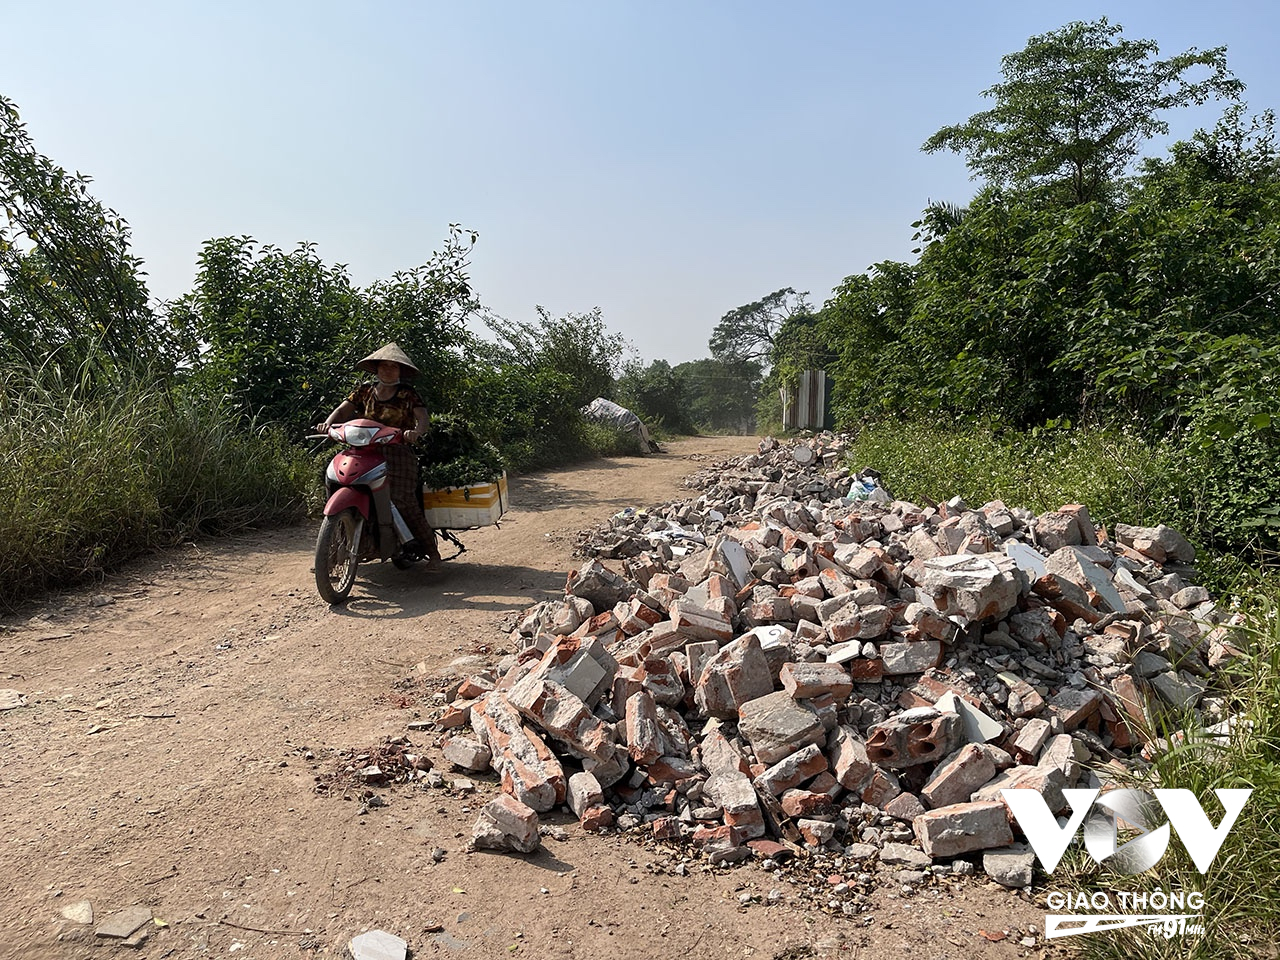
<box><xmin>422</xmin><ymin>472</ymin><xmax>508</xmax><ymax>529</ymax></box>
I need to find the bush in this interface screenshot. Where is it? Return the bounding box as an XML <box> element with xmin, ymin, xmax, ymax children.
<box><xmin>579</xmin><ymin>422</ymin><xmax>650</xmax><ymax>458</ymax></box>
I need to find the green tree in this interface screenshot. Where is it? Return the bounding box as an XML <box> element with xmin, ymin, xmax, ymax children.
<box><xmin>673</xmin><ymin>357</ymin><xmax>762</xmax><ymax>433</ymax></box>
<box><xmin>709</xmin><ymin>287</ymin><xmax>811</xmax><ymax>367</ymax></box>
<box><xmin>923</xmin><ymin>18</ymin><xmax>1244</xmax><ymax>204</ymax></box>
<box><xmin>615</xmin><ymin>358</ymin><xmax>693</xmax><ymax>433</ymax></box>
<box><xmin>167</xmin><ymin>225</ymin><xmax>478</xmax><ymax>432</ymax></box>
<box><xmin>0</xmin><ymin>95</ymin><xmax>161</xmax><ymax>381</ymax></box>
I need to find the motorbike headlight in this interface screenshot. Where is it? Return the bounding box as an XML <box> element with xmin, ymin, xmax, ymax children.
<box><xmin>343</xmin><ymin>425</ymin><xmax>379</xmax><ymax>446</ymax></box>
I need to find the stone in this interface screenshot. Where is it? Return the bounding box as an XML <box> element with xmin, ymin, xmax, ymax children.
<box><xmin>832</xmin><ymin>542</ymin><xmax>882</xmax><ymax>578</ymax></box>
<box><xmin>685</xmin><ymin>640</ymin><xmax>720</xmax><ymax>687</ymax></box>
<box><xmin>738</xmin><ymin>691</ymin><xmax>826</xmax><ymax>765</ymax></box>
<box><xmin>861</xmin><ymin>766</ymin><xmax>902</xmax><ymax>807</ymax></box>
<box><xmin>1033</xmin><ymin>574</ymin><xmax>1101</xmax><ymax>624</ymax></box>
<box><xmin>1038</xmin><ymin>734</ymin><xmax>1089</xmax><ymax>782</ymax></box>
<box><xmin>880</xmin><ymin>640</ymin><xmax>943</xmax><ymax>675</ymax></box>
<box><xmin>1109</xmin><ymin>674</ymin><xmax>1152</xmax><ymax>742</ymax></box>
<box><xmin>1045</xmin><ymin>547</ymin><xmax>1126</xmax><ymax>614</ymax></box>
<box><xmin>976</xmin><ymin>764</ymin><xmax>1068</xmax><ymax>816</ymax></box>
<box><xmin>566</xmin><ymin>559</ymin><xmax>632</xmax><ymax>610</ymax></box>
<box><xmin>1150</xmin><ymin>671</ymin><xmax>1206</xmax><ymax>711</ymax></box>
<box><xmin>754</xmin><ymin>743</ymin><xmax>829</xmax><ymax>796</ymax></box>
<box><xmin>1171</xmin><ymin>585</ymin><xmax>1211</xmax><ymax>609</ymax></box>
<box><xmin>1033</xmin><ymin>511</ymin><xmax>1082</xmax><ymax>552</ymax></box>
<box><xmin>1049</xmin><ymin>688</ymin><xmax>1103</xmax><ymax>731</ymax></box>
<box><xmin>506</xmin><ymin>675</ymin><xmax>616</xmax><ymax>762</ymax></box>
<box><xmin>880</xmin><ymin>842</ymin><xmax>932</xmax><ymax>869</ymax></box>
<box><xmin>583</xmin><ymin>744</ymin><xmax>630</xmax><ymax>789</ymax></box>
<box><xmin>828</xmin><ymin>724</ymin><xmax>871</xmax><ymax>789</ymax></box>
<box><xmin>710</xmin><ymin>535</ymin><xmax>752</xmax><ymax>586</ymax></box>
<box><xmin>1133</xmin><ymin>650</ymin><xmax>1173</xmax><ymax>678</ymax></box>
<box><xmin>0</xmin><ymin>689</ymin><xmax>26</xmax><ymax>711</ymax></box>
<box><xmin>1004</xmin><ymin>542</ymin><xmax>1047</xmax><ymax>580</ymax></box>
<box><xmin>700</xmin><ymin>727</ymin><xmax>751</xmax><ymax>777</ymax></box>
<box><xmin>780</xmin><ymin>662</ymin><xmax>853</xmax><ymax>701</ymax></box>
<box><xmin>780</xmin><ymin>789</ymin><xmax>835</xmax><ymax>819</ymax></box>
<box><xmin>1114</xmin><ymin>523</ymin><xmax>1196</xmax><ymax>564</ymax></box>
<box><xmin>913</xmin><ymin>801</ymin><xmax>1013</xmax><ymax>858</ymax></box>
<box><xmin>60</xmin><ymin>901</ymin><xmax>94</xmax><ymax>925</ymax></box>
<box><xmin>567</xmin><ymin>771</ymin><xmax>604</xmax><ymax>818</ymax></box>
<box><xmin>580</xmin><ymin>804</ymin><xmax>615</xmax><ymax>831</ymax></box>
<box><xmin>471</xmin><ymin>694</ymin><xmax>566</xmax><ymax>812</ymax></box>
<box><xmin>920</xmin><ymin>743</ymin><xmax>997</xmax><ymax>809</ymax></box>
<box><xmin>694</xmin><ymin>634</ymin><xmax>774</xmax><ymax>720</ymax></box>
<box><xmin>471</xmin><ymin>794</ymin><xmax>541</xmax><ymax>854</ymax></box>
<box><xmin>443</xmin><ymin>736</ymin><xmax>492</xmax><ymax>773</ymax></box>
<box><xmin>670</xmin><ymin>598</ymin><xmax>734</xmax><ymax>643</ymax></box>
<box><xmin>917</xmin><ymin>554</ymin><xmax>1024</xmax><ymax>623</ymax></box>
<box><xmin>1059</xmin><ymin>504</ymin><xmax>1098</xmax><ymax>546</ymax></box>
<box><xmin>349</xmin><ymin>930</ymin><xmax>410</xmax><ymax>960</ymax></box>
<box><xmin>984</xmin><ymin>843</ymin><xmax>1036</xmax><ymax>888</ymax></box>
<box><xmin>704</xmin><ymin>772</ymin><xmax>759</xmax><ymax>814</ymax></box>
<box><xmin>882</xmin><ymin>791</ymin><xmax>926</xmax><ymax>822</ymax></box>
<box><xmin>95</xmin><ymin>906</ymin><xmax>152</xmax><ymax>940</ymax></box>
<box><xmin>798</xmin><ymin>819</ymin><xmax>836</xmax><ymax>845</ymax></box>
<box><xmin>1011</xmin><ymin>718</ymin><xmax>1052</xmax><ymax>761</ymax></box>
<box><xmin>624</xmin><ymin>690</ymin><xmax>664</xmax><ymax>764</ymax></box>
<box><xmin>1002</xmin><ymin>677</ymin><xmax>1046</xmax><ymax>719</ymax></box>
<box><xmin>639</xmin><ymin>657</ymin><xmax>684</xmax><ymax>706</ymax></box>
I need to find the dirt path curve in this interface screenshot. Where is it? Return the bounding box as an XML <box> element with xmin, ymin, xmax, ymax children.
<box><xmin>0</xmin><ymin>436</ymin><xmax>1049</xmax><ymax>960</ymax></box>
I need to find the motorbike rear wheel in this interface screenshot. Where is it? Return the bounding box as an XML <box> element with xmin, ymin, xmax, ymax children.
<box><xmin>315</xmin><ymin>508</ymin><xmax>362</xmax><ymax>603</ymax></box>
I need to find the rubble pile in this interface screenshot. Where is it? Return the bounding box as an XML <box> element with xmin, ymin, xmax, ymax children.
<box><xmin>316</xmin><ymin>736</ymin><xmax>433</xmax><ymax>793</ymax></box>
<box><xmin>449</xmin><ymin>434</ymin><xmax>1243</xmax><ymax>889</ymax></box>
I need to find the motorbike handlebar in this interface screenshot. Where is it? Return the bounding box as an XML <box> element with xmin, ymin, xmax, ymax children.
<box><xmin>307</xmin><ymin>423</ymin><xmax>407</xmax><ymax>444</ymax></box>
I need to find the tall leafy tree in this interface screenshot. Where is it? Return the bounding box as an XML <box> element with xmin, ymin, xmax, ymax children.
<box><xmin>709</xmin><ymin>287</ymin><xmax>811</xmax><ymax>367</ymax></box>
<box><xmin>615</xmin><ymin>358</ymin><xmax>693</xmax><ymax>433</ymax></box>
<box><xmin>0</xmin><ymin>95</ymin><xmax>161</xmax><ymax>381</ymax></box>
<box><xmin>168</xmin><ymin>225</ymin><xmax>479</xmax><ymax>431</ymax></box>
<box><xmin>673</xmin><ymin>357</ymin><xmax>762</xmax><ymax>433</ymax></box>
<box><xmin>923</xmin><ymin>18</ymin><xmax>1244</xmax><ymax>204</ymax></box>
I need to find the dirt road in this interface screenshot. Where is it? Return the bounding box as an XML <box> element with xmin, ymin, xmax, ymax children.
<box><xmin>0</xmin><ymin>437</ymin><xmax>1049</xmax><ymax>959</ymax></box>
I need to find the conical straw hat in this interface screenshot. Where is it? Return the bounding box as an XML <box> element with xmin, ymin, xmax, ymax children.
<box><xmin>356</xmin><ymin>342</ymin><xmax>420</xmax><ymax>379</ymax></box>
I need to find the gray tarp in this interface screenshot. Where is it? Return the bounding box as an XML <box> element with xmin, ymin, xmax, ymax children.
<box><xmin>582</xmin><ymin>397</ymin><xmax>658</xmax><ymax>453</ymax></box>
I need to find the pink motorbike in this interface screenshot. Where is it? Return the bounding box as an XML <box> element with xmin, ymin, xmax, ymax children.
<box><xmin>312</xmin><ymin>418</ymin><xmax>424</xmax><ymax>603</ymax></box>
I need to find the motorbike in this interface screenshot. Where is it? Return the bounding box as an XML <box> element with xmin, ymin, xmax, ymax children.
<box><xmin>311</xmin><ymin>418</ymin><xmax>432</xmax><ymax>604</ymax></box>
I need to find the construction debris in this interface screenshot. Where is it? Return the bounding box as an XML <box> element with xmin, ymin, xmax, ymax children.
<box><xmin>470</xmin><ymin>794</ymin><xmax>542</xmax><ymax>854</ymax></box>
<box><xmin>436</xmin><ymin>433</ymin><xmax>1239</xmax><ymax>901</ymax></box>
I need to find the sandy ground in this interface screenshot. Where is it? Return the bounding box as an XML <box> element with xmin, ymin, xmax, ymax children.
<box><xmin>0</xmin><ymin>436</ymin><xmax>1056</xmax><ymax>960</ymax></box>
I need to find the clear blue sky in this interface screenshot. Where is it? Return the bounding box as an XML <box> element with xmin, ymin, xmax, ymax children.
<box><xmin>5</xmin><ymin>1</ymin><xmax>1279</xmax><ymax>366</ymax></box>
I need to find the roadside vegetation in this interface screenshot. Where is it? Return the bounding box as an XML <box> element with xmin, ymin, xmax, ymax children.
<box><xmin>788</xmin><ymin>20</ymin><xmax>1278</xmax><ymax>958</ymax></box>
<box><xmin>0</xmin><ymin>94</ymin><xmax>646</xmax><ymax>606</ymax></box>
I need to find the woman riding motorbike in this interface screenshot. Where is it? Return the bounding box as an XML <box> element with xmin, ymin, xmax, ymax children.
<box><xmin>315</xmin><ymin>342</ymin><xmax>443</xmax><ymax>569</ymax></box>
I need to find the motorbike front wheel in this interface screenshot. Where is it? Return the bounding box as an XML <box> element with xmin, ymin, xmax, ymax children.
<box><xmin>315</xmin><ymin>508</ymin><xmax>362</xmax><ymax>603</ymax></box>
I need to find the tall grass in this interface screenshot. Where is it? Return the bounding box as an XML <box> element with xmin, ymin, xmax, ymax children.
<box><xmin>0</xmin><ymin>364</ymin><xmax>313</xmax><ymax>607</ymax></box>
<box><xmin>847</xmin><ymin>420</ymin><xmax>1188</xmax><ymax>528</ymax></box>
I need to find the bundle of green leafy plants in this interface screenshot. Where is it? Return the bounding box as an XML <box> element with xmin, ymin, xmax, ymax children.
<box><xmin>417</xmin><ymin>412</ymin><xmax>505</xmax><ymax>489</ymax></box>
